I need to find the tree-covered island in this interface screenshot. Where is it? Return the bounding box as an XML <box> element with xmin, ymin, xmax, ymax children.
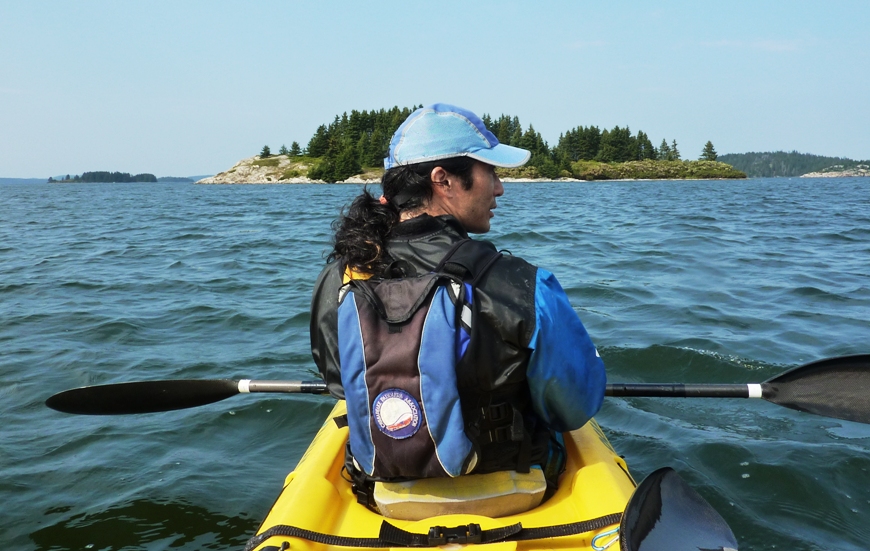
<box><xmin>198</xmin><ymin>105</ymin><xmax>746</xmax><ymax>184</ymax></box>
<box><xmin>718</xmin><ymin>151</ymin><xmax>870</xmax><ymax>178</ymax></box>
<box><xmin>49</xmin><ymin>171</ymin><xmax>157</xmax><ymax>183</ymax></box>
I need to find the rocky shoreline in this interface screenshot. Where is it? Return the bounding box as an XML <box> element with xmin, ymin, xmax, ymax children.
<box><xmin>196</xmin><ymin>155</ymin><xmax>328</xmax><ymax>184</ymax></box>
<box><xmin>800</xmin><ymin>165</ymin><xmax>869</xmax><ymax>178</ymax></box>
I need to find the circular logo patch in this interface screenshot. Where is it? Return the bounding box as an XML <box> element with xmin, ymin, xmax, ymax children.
<box><xmin>373</xmin><ymin>389</ymin><xmax>421</xmax><ymax>439</ymax></box>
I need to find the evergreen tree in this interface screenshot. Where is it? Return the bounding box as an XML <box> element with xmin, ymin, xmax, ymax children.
<box><xmin>596</xmin><ymin>126</ymin><xmax>634</xmax><ymax>163</ymax></box>
<box><xmin>307</xmin><ymin>125</ymin><xmax>330</xmax><ymax>157</ymax></box>
<box><xmin>260</xmin><ymin>145</ymin><xmax>272</xmax><ymax>158</ymax></box>
<box><xmin>509</xmin><ymin>121</ymin><xmax>522</xmax><ymax>147</ymax></box>
<box><xmin>579</xmin><ymin>126</ymin><xmax>601</xmax><ymax>160</ymax></box>
<box><xmin>356</xmin><ymin>132</ymin><xmax>371</xmax><ymax>168</ymax></box>
<box><xmin>289</xmin><ymin>141</ymin><xmax>301</xmax><ymax>157</ymax></box>
<box><xmin>700</xmin><ymin>141</ymin><xmax>717</xmax><ymax>161</ymax></box>
<box><xmin>670</xmin><ymin>140</ymin><xmax>681</xmax><ymax>161</ymax></box>
<box><xmin>658</xmin><ymin>139</ymin><xmax>672</xmax><ymax>161</ymax></box>
<box><xmin>518</xmin><ymin>124</ymin><xmax>549</xmax><ymax>157</ymax></box>
<box><xmin>335</xmin><ymin>143</ymin><xmax>361</xmax><ymax>180</ymax></box>
<box><xmin>481</xmin><ymin>114</ymin><xmax>493</xmax><ymax>133</ymax></box>
<box><xmin>279</xmin><ymin>144</ymin><xmax>289</xmax><ymax>155</ymax></box>
<box><xmin>637</xmin><ymin>131</ymin><xmax>657</xmax><ymax>160</ymax></box>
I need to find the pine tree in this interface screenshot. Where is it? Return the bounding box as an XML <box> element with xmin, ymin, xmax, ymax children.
<box><xmin>279</xmin><ymin>144</ymin><xmax>289</xmax><ymax>155</ymax></box>
<box><xmin>579</xmin><ymin>126</ymin><xmax>601</xmax><ymax>160</ymax></box>
<box><xmin>260</xmin><ymin>145</ymin><xmax>272</xmax><ymax>158</ymax></box>
<box><xmin>289</xmin><ymin>141</ymin><xmax>301</xmax><ymax>157</ymax></box>
<box><xmin>307</xmin><ymin>125</ymin><xmax>330</xmax><ymax>157</ymax></box>
<box><xmin>700</xmin><ymin>141</ymin><xmax>717</xmax><ymax>161</ymax></box>
<box><xmin>670</xmin><ymin>140</ymin><xmax>681</xmax><ymax>161</ymax></box>
<box><xmin>637</xmin><ymin>131</ymin><xmax>657</xmax><ymax>160</ymax></box>
<box><xmin>658</xmin><ymin>139</ymin><xmax>672</xmax><ymax>161</ymax></box>
<box><xmin>597</xmin><ymin>126</ymin><xmax>634</xmax><ymax>162</ymax></box>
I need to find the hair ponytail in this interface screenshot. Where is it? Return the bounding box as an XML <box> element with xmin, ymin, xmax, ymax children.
<box><xmin>328</xmin><ymin>157</ymin><xmax>476</xmax><ymax>275</ymax></box>
<box><xmin>328</xmin><ymin>188</ymin><xmax>399</xmax><ymax>275</ymax></box>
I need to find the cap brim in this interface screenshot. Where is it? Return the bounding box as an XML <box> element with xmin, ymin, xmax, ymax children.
<box><xmin>467</xmin><ymin>143</ymin><xmax>531</xmax><ymax>168</ymax></box>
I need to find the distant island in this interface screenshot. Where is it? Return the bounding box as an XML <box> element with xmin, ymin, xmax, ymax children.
<box><xmin>718</xmin><ymin>151</ymin><xmax>870</xmax><ymax>178</ymax></box>
<box><xmin>199</xmin><ymin>105</ymin><xmax>746</xmax><ymax>184</ymax></box>
<box><xmin>49</xmin><ymin>171</ymin><xmax>157</xmax><ymax>183</ymax></box>
<box><xmin>198</xmin><ymin>155</ymin><xmax>745</xmax><ymax>184</ymax></box>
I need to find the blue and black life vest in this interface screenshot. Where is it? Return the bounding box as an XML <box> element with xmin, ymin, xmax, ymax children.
<box><xmin>337</xmin><ymin>239</ymin><xmax>503</xmax><ymax>480</ymax></box>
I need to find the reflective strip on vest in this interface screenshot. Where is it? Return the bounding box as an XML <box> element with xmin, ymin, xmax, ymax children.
<box><xmin>419</xmin><ymin>286</ymin><xmax>473</xmax><ymax>476</ymax></box>
<box><xmin>337</xmin><ymin>295</ymin><xmax>377</xmax><ymax>475</ymax></box>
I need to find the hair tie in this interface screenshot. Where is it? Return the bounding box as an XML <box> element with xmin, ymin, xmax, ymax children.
<box><xmin>378</xmin><ymin>195</ymin><xmax>388</xmax><ymax>205</ymax></box>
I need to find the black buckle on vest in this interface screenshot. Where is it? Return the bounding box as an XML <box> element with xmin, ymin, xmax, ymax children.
<box><xmin>427</xmin><ymin>523</ymin><xmax>482</xmax><ymax>545</ymax></box>
<box><xmin>483</xmin><ymin>425</ymin><xmax>512</xmax><ymax>444</ymax></box>
<box><xmin>482</xmin><ymin>403</ymin><xmax>512</xmax><ymax>423</ymax></box>
<box><xmin>481</xmin><ymin>408</ymin><xmax>525</xmax><ymax>444</ymax></box>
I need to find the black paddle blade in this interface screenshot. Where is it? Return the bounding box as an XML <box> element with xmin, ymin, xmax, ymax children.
<box><xmin>621</xmin><ymin>467</ymin><xmax>737</xmax><ymax>551</ymax></box>
<box><xmin>45</xmin><ymin>379</ymin><xmax>241</xmax><ymax>415</ymax></box>
<box><xmin>763</xmin><ymin>354</ymin><xmax>870</xmax><ymax>424</ymax></box>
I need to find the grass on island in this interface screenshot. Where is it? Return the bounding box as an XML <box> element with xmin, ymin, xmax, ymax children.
<box><xmin>569</xmin><ymin>160</ymin><xmax>746</xmax><ymax>180</ymax></box>
<box><xmin>494</xmin><ymin>159</ymin><xmax>745</xmax><ymax>181</ymax></box>
<box><xmin>251</xmin><ymin>157</ymin><xmax>282</xmax><ymax>168</ymax></box>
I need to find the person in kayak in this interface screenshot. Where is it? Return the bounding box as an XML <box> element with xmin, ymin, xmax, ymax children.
<box><xmin>310</xmin><ymin>103</ymin><xmax>606</xmax><ymax>512</ymax></box>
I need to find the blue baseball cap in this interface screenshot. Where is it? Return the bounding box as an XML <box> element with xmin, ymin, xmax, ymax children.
<box><xmin>384</xmin><ymin>103</ymin><xmax>531</xmax><ymax>170</ymax></box>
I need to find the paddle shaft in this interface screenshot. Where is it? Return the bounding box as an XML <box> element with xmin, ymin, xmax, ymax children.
<box><xmin>606</xmin><ymin>383</ymin><xmax>763</xmax><ymax>399</ymax></box>
<box><xmin>239</xmin><ymin>380</ymin><xmax>328</xmax><ymax>394</ymax></box>
<box><xmin>250</xmin><ymin>381</ymin><xmax>766</xmax><ymax>398</ymax></box>
<box><xmin>250</xmin><ymin>382</ymin><xmax>770</xmax><ymax>400</ymax></box>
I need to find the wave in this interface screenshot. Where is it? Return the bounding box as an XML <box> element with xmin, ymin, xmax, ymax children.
<box><xmin>29</xmin><ymin>499</ymin><xmax>257</xmax><ymax>551</ymax></box>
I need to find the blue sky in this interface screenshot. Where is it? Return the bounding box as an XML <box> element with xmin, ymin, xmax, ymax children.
<box><xmin>1</xmin><ymin>0</ymin><xmax>868</xmax><ymax>178</ymax></box>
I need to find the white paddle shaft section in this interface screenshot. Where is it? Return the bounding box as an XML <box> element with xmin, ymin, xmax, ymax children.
<box><xmin>236</xmin><ymin>380</ymin><xmax>328</xmax><ymax>394</ymax></box>
<box><xmin>747</xmin><ymin>383</ymin><xmax>763</xmax><ymax>398</ymax></box>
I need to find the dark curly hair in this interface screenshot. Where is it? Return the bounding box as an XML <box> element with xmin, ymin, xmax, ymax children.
<box><xmin>328</xmin><ymin>157</ymin><xmax>476</xmax><ymax>275</ymax></box>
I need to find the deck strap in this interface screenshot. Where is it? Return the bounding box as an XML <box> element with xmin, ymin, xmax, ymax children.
<box><xmin>244</xmin><ymin>512</ymin><xmax>622</xmax><ymax>550</ymax></box>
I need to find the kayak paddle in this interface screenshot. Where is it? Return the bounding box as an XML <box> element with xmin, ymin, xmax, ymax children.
<box><xmin>46</xmin><ymin>354</ymin><xmax>870</xmax><ymax>424</ymax></box>
<box><xmin>606</xmin><ymin>353</ymin><xmax>870</xmax><ymax>425</ymax></box>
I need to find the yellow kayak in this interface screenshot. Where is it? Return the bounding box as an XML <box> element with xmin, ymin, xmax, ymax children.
<box><xmin>245</xmin><ymin>401</ymin><xmax>636</xmax><ymax>551</ymax></box>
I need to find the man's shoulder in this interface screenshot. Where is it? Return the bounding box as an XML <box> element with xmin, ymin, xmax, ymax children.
<box><xmin>313</xmin><ymin>260</ymin><xmax>345</xmax><ymax>296</ymax></box>
<box><xmin>481</xmin><ymin>242</ymin><xmax>537</xmax><ymax>272</ymax></box>
<box><xmin>316</xmin><ymin>258</ymin><xmax>343</xmax><ymax>278</ymax></box>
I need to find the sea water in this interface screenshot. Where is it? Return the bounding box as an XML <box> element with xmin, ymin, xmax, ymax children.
<box><xmin>2</xmin><ymin>178</ymin><xmax>869</xmax><ymax>550</ymax></box>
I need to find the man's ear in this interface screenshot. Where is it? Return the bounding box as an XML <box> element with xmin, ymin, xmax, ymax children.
<box><xmin>430</xmin><ymin>166</ymin><xmax>454</xmax><ymax>199</ymax></box>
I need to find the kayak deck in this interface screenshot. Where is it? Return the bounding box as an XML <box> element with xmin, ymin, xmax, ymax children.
<box><xmin>250</xmin><ymin>401</ymin><xmax>635</xmax><ymax>550</ymax></box>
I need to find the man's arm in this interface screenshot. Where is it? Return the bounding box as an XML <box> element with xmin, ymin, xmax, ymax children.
<box><xmin>310</xmin><ymin>262</ymin><xmax>345</xmax><ymax>399</ymax></box>
<box><xmin>526</xmin><ymin>269</ymin><xmax>606</xmax><ymax>432</ymax></box>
